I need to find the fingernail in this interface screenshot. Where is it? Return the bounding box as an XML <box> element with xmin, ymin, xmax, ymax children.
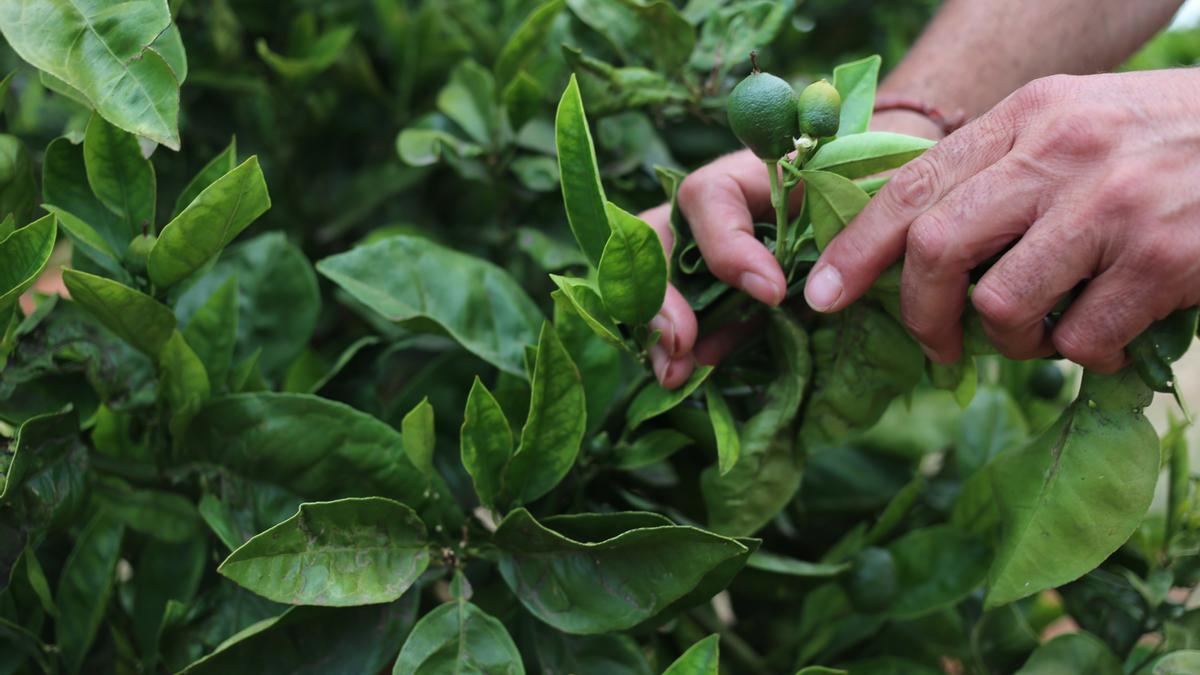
<box><xmin>805</xmin><ymin>265</ymin><xmax>843</xmax><ymax>311</ymax></box>
<box><xmin>649</xmin><ymin>314</ymin><xmax>678</xmax><ymax>355</ymax></box>
<box><xmin>920</xmin><ymin>343</ymin><xmax>940</xmax><ymax>362</ymax></box>
<box><xmin>739</xmin><ymin>272</ymin><xmax>783</xmax><ymax>306</ymax></box>
<box><xmin>650</xmin><ymin>344</ymin><xmax>670</xmax><ymax>383</ymax></box>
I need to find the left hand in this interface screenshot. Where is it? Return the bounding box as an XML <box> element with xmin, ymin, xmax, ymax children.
<box><xmin>804</xmin><ymin>69</ymin><xmax>1200</xmax><ymax>372</ymax></box>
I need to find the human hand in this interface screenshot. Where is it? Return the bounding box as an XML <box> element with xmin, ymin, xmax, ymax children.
<box><xmin>804</xmin><ymin>70</ymin><xmax>1200</xmax><ymax>373</ymax></box>
<box><xmin>642</xmin><ymin>109</ymin><xmax>945</xmax><ymax>387</ymax></box>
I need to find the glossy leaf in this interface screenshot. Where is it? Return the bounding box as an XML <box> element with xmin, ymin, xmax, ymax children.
<box><xmin>832</xmin><ymin>55</ymin><xmax>881</xmax><ymax>137</ymax></box>
<box><xmin>160</xmin><ymin>330</ymin><xmax>211</xmax><ymax>437</ymax></box>
<box><xmin>149</xmin><ymin>156</ymin><xmax>271</xmax><ymax>288</ymax></box>
<box><xmin>179</xmin><ymin>393</ymin><xmax>431</xmax><ymax>504</ymax></box>
<box><xmin>1015</xmin><ymin>633</ymin><xmax>1121</xmax><ymax>675</ymax></box>
<box><xmin>43</xmin><ymin>206</ymin><xmax>129</xmax><ymax>282</ymax></box>
<box><xmin>461</xmin><ymin>377</ymin><xmax>514</xmax><ymax>509</ymax></box>
<box><xmin>219</xmin><ymin>498</ymin><xmax>429</xmax><ymax>606</ymax></box>
<box><xmin>806</xmin><ymin>132</ymin><xmax>935</xmax><ymax>179</ymax></box>
<box><xmin>746</xmin><ymin>550</ymin><xmax>849</xmax><ymax>578</ymax></box>
<box><xmin>801</xmin><ymin>170</ymin><xmax>870</xmax><ymax>251</ymax></box>
<box><xmin>61</xmin><ymin>268</ymin><xmax>176</xmax><ymax>356</ymax></box>
<box><xmin>393</xmin><ymin>573</ymin><xmax>524</xmax><ymax>674</ymax></box>
<box><xmin>173</xmin><ymin>138</ymin><xmax>238</xmax><ymax>218</ymax></box>
<box><xmin>627</xmin><ymin>365</ymin><xmax>714</xmax><ymax>430</ymax></box>
<box><xmin>706</xmin><ymin>381</ymin><xmax>740</xmax><ymax>475</ymax></box>
<box><xmin>597</xmin><ymin>202</ymin><xmax>668</xmax><ymax>325</ymax></box>
<box><xmin>0</xmin><ymin>0</ymin><xmax>183</xmax><ymax>148</ymax></box>
<box><xmin>495</xmin><ymin>508</ymin><xmax>748</xmax><ymax>633</ymax></box>
<box><xmin>0</xmin><ymin>407</ymin><xmax>81</xmax><ymax>503</ymax></box>
<box><xmin>555</xmin><ymin>75</ymin><xmax>610</xmax><ymax>266</ymax></box>
<box><xmin>41</xmin><ymin>136</ymin><xmax>127</xmax><ymax>255</ymax></box>
<box><xmin>0</xmin><ymin>134</ymin><xmax>36</xmax><ymax>226</ymax></box>
<box><xmin>56</xmin><ymin>512</ymin><xmax>124</xmax><ymax>675</ymax></box>
<box><xmin>553</xmin><ymin>290</ymin><xmax>626</xmax><ymax>436</ymax></box>
<box><xmin>182</xmin><ymin>275</ymin><xmax>240</xmax><ymax>388</ymax></box>
<box><xmin>886</xmin><ymin>525</ymin><xmax>989</xmax><ymax>619</ymax></box>
<box><xmin>662</xmin><ymin>634</ymin><xmax>719</xmax><ymax>675</ymax></box>
<box><xmin>401</xmin><ymin>398</ymin><xmax>436</xmax><ymax>478</ymax></box>
<box><xmin>83</xmin><ymin>113</ymin><xmax>155</xmax><ymax>235</ymax></box>
<box><xmin>0</xmin><ymin>213</ymin><xmax>56</xmax><ymax>311</ymax></box>
<box><xmin>986</xmin><ymin>369</ymin><xmax>1159</xmax><ymax>608</ymax></box>
<box><xmin>549</xmin><ymin>274</ymin><xmax>625</xmax><ymax>349</ymax></box>
<box><xmin>495</xmin><ymin>0</ymin><xmax>563</xmax><ymax>85</ymax></box>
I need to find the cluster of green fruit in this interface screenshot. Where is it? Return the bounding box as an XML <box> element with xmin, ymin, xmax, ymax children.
<box><xmin>726</xmin><ymin>57</ymin><xmax>844</xmax><ymax>160</ymax></box>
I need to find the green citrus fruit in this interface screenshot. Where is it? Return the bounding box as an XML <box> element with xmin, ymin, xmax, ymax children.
<box><xmin>726</xmin><ymin>71</ymin><xmax>799</xmax><ymax>159</ymax></box>
<box><xmin>124</xmin><ymin>233</ymin><xmax>156</xmax><ymax>274</ymax></box>
<box><xmin>842</xmin><ymin>546</ymin><xmax>898</xmax><ymax>613</ymax></box>
<box><xmin>798</xmin><ymin>79</ymin><xmax>842</xmax><ymax>138</ymax></box>
<box><xmin>1028</xmin><ymin>362</ymin><xmax>1065</xmax><ymax>400</ymax></box>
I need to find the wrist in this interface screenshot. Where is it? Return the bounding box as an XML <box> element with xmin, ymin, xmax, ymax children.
<box><xmin>869</xmin><ymin>108</ymin><xmax>947</xmax><ymax>140</ymax></box>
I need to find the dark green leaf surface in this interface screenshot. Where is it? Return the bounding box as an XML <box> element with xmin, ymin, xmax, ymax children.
<box><xmin>597</xmin><ymin>202</ymin><xmax>668</xmax><ymax>325</ymax></box>
<box><xmin>61</xmin><ymin>268</ymin><xmax>176</xmax><ymax>357</ymax></box>
<box><xmin>627</xmin><ymin>365</ymin><xmax>714</xmax><ymax>430</ymax></box>
<box><xmin>83</xmin><ymin>113</ymin><xmax>155</xmax><ymax>236</ymax></box>
<box><xmin>662</xmin><ymin>634</ymin><xmax>719</xmax><ymax>675</ymax></box>
<box><xmin>219</xmin><ymin>498</ymin><xmax>429</xmax><ymax>606</ymax></box>
<box><xmin>182</xmin><ymin>276</ymin><xmax>240</xmax><ymax>389</ymax></box>
<box><xmin>41</xmin><ymin>136</ymin><xmax>127</xmax><ymax>255</ymax></box>
<box><xmin>801</xmin><ymin>170</ymin><xmax>870</xmax><ymax>251</ymax></box>
<box><xmin>401</xmin><ymin>398</ymin><xmax>436</xmax><ymax>478</ymax></box>
<box><xmin>555</xmin><ymin>75</ymin><xmax>610</xmax><ymax>266</ymax></box>
<box><xmin>461</xmin><ymin>377</ymin><xmax>514</xmax><ymax>509</ymax></box>
<box><xmin>159</xmin><ymin>330</ymin><xmax>212</xmax><ymax>437</ymax></box>
<box><xmin>0</xmin><ymin>213</ymin><xmax>55</xmax><ymax>311</ymax></box>
<box><xmin>393</xmin><ymin>575</ymin><xmax>524</xmax><ymax>674</ymax></box>
<box><xmin>705</xmin><ymin>381</ymin><xmax>739</xmax><ymax>475</ymax></box>
<box><xmin>566</xmin><ymin>0</ymin><xmax>695</xmax><ymax>73</ymax></box>
<box><xmin>56</xmin><ymin>512</ymin><xmax>124</xmax><ymax>675</ymax></box>
<box><xmin>886</xmin><ymin>526</ymin><xmax>989</xmax><ymax>620</ymax></box>
<box><xmin>495</xmin><ymin>0</ymin><xmax>563</xmax><ymax>86</ymax></box>
<box><xmin>1015</xmin><ymin>633</ymin><xmax>1121</xmax><ymax>675</ymax></box>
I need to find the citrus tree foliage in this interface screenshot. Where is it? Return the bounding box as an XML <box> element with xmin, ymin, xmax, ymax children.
<box><xmin>0</xmin><ymin>2</ymin><xmax>1197</xmax><ymax>674</ymax></box>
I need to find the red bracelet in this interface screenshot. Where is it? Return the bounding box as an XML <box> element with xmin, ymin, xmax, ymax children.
<box><xmin>873</xmin><ymin>95</ymin><xmax>967</xmax><ymax>135</ymax></box>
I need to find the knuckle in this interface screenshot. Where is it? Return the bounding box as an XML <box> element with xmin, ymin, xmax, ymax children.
<box><xmin>971</xmin><ymin>282</ymin><xmax>1027</xmax><ymax>331</ymax></box>
<box><xmin>906</xmin><ymin>212</ymin><xmax>958</xmax><ymax>268</ymax></box>
<box><xmin>1096</xmin><ymin>166</ymin><xmax>1149</xmax><ymax>216</ymax></box>
<box><xmin>1052</xmin><ymin>329</ymin><xmax>1113</xmax><ymax>370</ymax></box>
<box><xmin>887</xmin><ymin>157</ymin><xmax>941</xmax><ymax>211</ymax></box>
<box><xmin>677</xmin><ymin>171</ymin><xmax>709</xmax><ymax>206</ymax></box>
<box><xmin>1038</xmin><ymin>114</ymin><xmax>1110</xmax><ymax>161</ymax></box>
<box><xmin>1014</xmin><ymin>74</ymin><xmax>1074</xmax><ymax>110</ymax></box>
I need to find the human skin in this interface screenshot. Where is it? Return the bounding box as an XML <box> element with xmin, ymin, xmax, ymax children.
<box><xmin>643</xmin><ymin>0</ymin><xmax>1185</xmax><ymax>388</ymax></box>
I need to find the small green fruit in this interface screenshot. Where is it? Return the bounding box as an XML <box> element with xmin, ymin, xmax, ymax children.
<box><xmin>124</xmin><ymin>233</ymin><xmax>156</xmax><ymax>275</ymax></box>
<box><xmin>798</xmin><ymin>79</ymin><xmax>842</xmax><ymax>138</ymax></box>
<box><xmin>842</xmin><ymin>546</ymin><xmax>898</xmax><ymax>613</ymax></box>
<box><xmin>1028</xmin><ymin>362</ymin><xmax>1066</xmax><ymax>400</ymax></box>
<box><xmin>726</xmin><ymin>71</ymin><xmax>799</xmax><ymax>160</ymax></box>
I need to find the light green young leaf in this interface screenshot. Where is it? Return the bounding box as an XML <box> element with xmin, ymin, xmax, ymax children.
<box><xmin>182</xmin><ymin>275</ymin><xmax>239</xmax><ymax>388</ymax></box>
<box><xmin>56</xmin><ymin>512</ymin><xmax>124</xmax><ymax>675</ymax></box>
<box><xmin>0</xmin><ymin>213</ymin><xmax>56</xmax><ymax>311</ymax></box>
<box><xmin>173</xmin><ymin>138</ymin><xmax>238</xmax><ymax>218</ymax></box>
<box><xmin>555</xmin><ymin>75</ymin><xmax>610</xmax><ymax>266</ymax></box>
<box><xmin>396</xmin><ymin>127</ymin><xmax>484</xmax><ymax>167</ymax></box>
<box><xmin>517</xmin><ymin>227</ymin><xmax>588</xmax><ymax>272</ymax></box>
<box><xmin>627</xmin><ymin>365</ymin><xmax>714</xmax><ymax>430</ymax></box>
<box><xmin>832</xmin><ymin>55</ymin><xmax>881</xmax><ymax>137</ymax></box>
<box><xmin>83</xmin><ymin>113</ymin><xmax>155</xmax><ymax>236</ymax></box>
<box><xmin>219</xmin><ymin>497</ymin><xmax>429</xmax><ymax>607</ymax></box>
<box><xmin>986</xmin><ymin>369</ymin><xmax>1159</xmax><ymax>608</ymax></box>
<box><xmin>745</xmin><ymin>550</ymin><xmax>850</xmax><ymax>578</ymax></box>
<box><xmin>800</xmin><ymin>170</ymin><xmax>870</xmax><ymax>251</ymax></box>
<box><xmin>690</xmin><ymin>2</ymin><xmax>789</xmax><ymax>74</ymax></box>
<box><xmin>1015</xmin><ymin>633</ymin><xmax>1122</xmax><ymax>675</ymax></box>
<box><xmin>598</xmin><ymin>202</ymin><xmax>668</xmax><ymax>325</ymax></box>
<box><xmin>806</xmin><ymin>132</ymin><xmax>936</xmax><ymax>179</ymax></box>
<box><xmin>393</xmin><ymin>573</ymin><xmax>524</xmax><ymax>674</ymax></box>
<box><xmin>461</xmin><ymin>377</ymin><xmax>514</xmax><ymax>509</ymax></box>
<box><xmin>438</xmin><ymin>60</ymin><xmax>506</xmax><ymax>148</ymax></box>
<box><xmin>550</xmin><ymin>274</ymin><xmax>626</xmax><ymax>350</ymax></box>
<box><xmin>61</xmin><ymin>268</ymin><xmax>176</xmax><ymax>357</ymax></box>
<box><xmin>705</xmin><ymin>381</ymin><xmax>739</xmax><ymax>475</ymax></box>
<box><xmin>663</xmin><ymin>634</ymin><xmax>719</xmax><ymax>675</ymax></box>
<box><xmin>0</xmin><ymin>0</ymin><xmax>183</xmax><ymax>149</ymax></box>
<box><xmin>256</xmin><ymin>26</ymin><xmax>356</xmax><ymax>80</ymax></box>
<box><xmin>401</xmin><ymin>397</ymin><xmax>436</xmax><ymax>478</ymax></box>
<box><xmin>160</xmin><ymin>330</ymin><xmax>211</xmax><ymax>438</ymax></box>
<box><xmin>317</xmin><ymin>235</ymin><xmax>542</xmax><ymax>377</ymax></box>
<box><xmin>495</xmin><ymin>0</ymin><xmax>564</xmax><ymax>86</ymax></box>
<box><xmin>494</xmin><ymin>508</ymin><xmax>749</xmax><ymax>634</ymax></box>
<box><xmin>149</xmin><ymin>156</ymin><xmax>271</xmax><ymax>288</ymax></box>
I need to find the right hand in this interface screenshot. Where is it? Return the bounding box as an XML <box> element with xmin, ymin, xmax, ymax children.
<box><xmin>641</xmin><ymin>109</ymin><xmax>945</xmax><ymax>387</ymax></box>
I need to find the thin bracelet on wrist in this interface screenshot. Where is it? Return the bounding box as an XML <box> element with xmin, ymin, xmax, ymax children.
<box><xmin>873</xmin><ymin>95</ymin><xmax>967</xmax><ymax>136</ymax></box>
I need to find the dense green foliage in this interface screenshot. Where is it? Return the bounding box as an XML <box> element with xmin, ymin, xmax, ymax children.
<box><xmin>2</xmin><ymin>1</ymin><xmax>1200</xmax><ymax>674</ymax></box>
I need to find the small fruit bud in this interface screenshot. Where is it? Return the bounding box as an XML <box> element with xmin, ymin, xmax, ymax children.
<box><xmin>798</xmin><ymin>79</ymin><xmax>842</xmax><ymax>138</ymax></box>
<box><xmin>124</xmin><ymin>233</ymin><xmax>156</xmax><ymax>275</ymax></box>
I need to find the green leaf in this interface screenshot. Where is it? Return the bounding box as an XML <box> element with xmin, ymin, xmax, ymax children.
<box><xmin>43</xmin><ymin>205</ymin><xmax>129</xmax><ymax>282</ymax></box>
<box><xmin>317</xmin><ymin>235</ymin><xmax>543</xmax><ymax>377</ymax></box>
<box><xmin>149</xmin><ymin>156</ymin><xmax>271</xmax><ymax>288</ymax></box>
<box><xmin>561</xmin><ymin>46</ymin><xmax>692</xmax><ymax>116</ymax></box>
<box><xmin>0</xmin><ymin>213</ymin><xmax>56</xmax><ymax>311</ymax></box>
<box><xmin>283</xmin><ymin>337</ymin><xmax>380</xmax><ymax>395</ymax></box>
<box><xmin>256</xmin><ymin>26</ymin><xmax>355</xmax><ymax>80</ymax></box>
<box><xmin>511</xmin><ymin>154</ymin><xmax>560</xmax><ymax>192</ymax></box>
<box><xmin>832</xmin><ymin>55</ymin><xmax>881</xmax><ymax>137</ymax></box>
<box><xmin>549</xmin><ymin>275</ymin><xmax>626</xmax><ymax>349</ymax></box>
<box><xmin>438</xmin><ymin>60</ymin><xmax>506</xmax><ymax>148</ymax></box>
<box><xmin>180</xmin><ymin>597</ymin><xmax>418</xmax><ymax>675</ymax></box>
<box><xmin>219</xmin><ymin>498</ymin><xmax>429</xmax><ymax>607</ymax></box>
<box><xmin>565</xmin><ymin>0</ymin><xmax>695</xmax><ymax>73</ymax></box>
<box><xmin>886</xmin><ymin>525</ymin><xmax>989</xmax><ymax>620</ymax></box>
<box><xmin>182</xmin><ymin>275</ymin><xmax>240</xmax><ymax>388</ymax></box>
<box><xmin>614</xmin><ymin>428</ymin><xmax>693</xmax><ymax>469</ymax></box>
<box><xmin>530</xmin><ymin>628</ymin><xmax>653</xmax><ymax>675</ymax></box>
<box><xmin>1154</xmin><ymin>651</ymin><xmax>1200</xmax><ymax>675</ymax></box>
<box><xmin>495</xmin><ymin>0</ymin><xmax>563</xmax><ymax>86</ymax></box>
<box><xmin>705</xmin><ymin>381</ymin><xmax>739</xmax><ymax>475</ymax></box>
<box><xmin>173</xmin><ymin>138</ymin><xmax>238</xmax><ymax>218</ymax></box>
<box><xmin>518</xmin><ymin>227</ymin><xmax>589</xmax><ymax>272</ymax></box>
<box><xmin>690</xmin><ymin>2</ymin><xmax>789</xmax><ymax>75</ymax></box>
<box><xmin>806</xmin><ymin>132</ymin><xmax>936</xmax><ymax>179</ymax></box>
<box><xmin>20</xmin><ymin>546</ymin><xmax>57</xmax><ymax>617</ymax></box>
<box><xmin>0</xmin><ymin>134</ymin><xmax>36</xmax><ymax>226</ymax></box>
<box><xmin>396</xmin><ymin>127</ymin><xmax>483</xmax><ymax>167</ymax></box>
<box><xmin>553</xmin><ymin>293</ymin><xmax>627</xmax><ymax>436</ymax></box>
<box><xmin>1015</xmin><ymin>633</ymin><xmax>1122</xmax><ymax>675</ymax></box>
<box><xmin>1129</xmin><ymin>307</ymin><xmax>1199</xmax><ymax>393</ymax></box>
<box><xmin>955</xmin><ymin>387</ymin><xmax>1027</xmax><ymax>478</ymax></box>
<box><xmin>61</xmin><ymin>268</ymin><xmax>176</xmax><ymax>357</ymax></box>
<box><xmin>393</xmin><ymin>573</ymin><xmax>524</xmax><ymax>674</ymax></box>
<box><xmin>401</xmin><ymin>398</ymin><xmax>436</xmax><ymax>478</ymax></box>
<box><xmin>176</xmin><ymin>232</ymin><xmax>319</xmax><ymax>376</ymax></box>
<box><xmin>160</xmin><ymin>330</ymin><xmax>211</xmax><ymax>438</ymax></box>
<box><xmin>179</xmin><ymin>393</ymin><xmax>432</xmax><ymax>504</ymax></box>
<box><xmin>42</xmin><ymin>136</ymin><xmax>127</xmax><ymax>255</ymax></box>
<box><xmin>597</xmin><ymin>202</ymin><xmax>668</xmax><ymax>325</ymax></box>
<box><xmin>56</xmin><ymin>512</ymin><xmax>124</xmax><ymax>675</ymax></box>
<box><xmin>132</xmin><ymin>535</ymin><xmax>206</xmax><ymax>660</ymax></box>
<box><xmin>503</xmin><ymin>71</ymin><xmax>545</xmax><ymax>131</ymax></box>
<box><xmin>0</xmin><ymin>0</ymin><xmax>183</xmax><ymax>148</ymax></box>
<box><xmin>627</xmin><ymin>365</ymin><xmax>714</xmax><ymax>430</ymax></box>
<box><xmin>461</xmin><ymin>377</ymin><xmax>514</xmax><ymax>509</ymax></box>
<box><xmin>0</xmin><ymin>407</ymin><xmax>80</xmax><ymax>503</ymax></box>
<box><xmin>494</xmin><ymin>508</ymin><xmax>748</xmax><ymax>633</ymax></box>
<box><xmin>745</xmin><ymin>550</ymin><xmax>849</xmax><ymax>578</ymax></box>
<box><xmin>799</xmin><ymin>170</ymin><xmax>870</xmax><ymax>251</ymax></box>
<box><xmin>663</xmin><ymin>634</ymin><xmax>719</xmax><ymax>675</ymax></box>
<box><xmin>83</xmin><ymin>113</ymin><xmax>155</xmax><ymax>236</ymax></box>
<box><xmin>94</xmin><ymin>476</ymin><xmax>201</xmax><ymax>543</ymax></box>
<box><xmin>986</xmin><ymin>369</ymin><xmax>1159</xmax><ymax>608</ymax></box>
<box><xmin>555</xmin><ymin>75</ymin><xmax>610</xmax><ymax>266</ymax></box>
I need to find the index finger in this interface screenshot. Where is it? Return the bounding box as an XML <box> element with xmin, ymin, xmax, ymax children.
<box><xmin>804</xmin><ymin>106</ymin><xmax>1017</xmax><ymax>313</ymax></box>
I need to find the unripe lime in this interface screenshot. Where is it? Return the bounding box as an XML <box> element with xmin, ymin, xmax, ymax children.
<box><xmin>1028</xmin><ymin>362</ymin><xmax>1065</xmax><ymax>400</ymax></box>
<box><xmin>842</xmin><ymin>546</ymin><xmax>898</xmax><ymax>613</ymax></box>
<box><xmin>726</xmin><ymin>71</ymin><xmax>799</xmax><ymax>159</ymax></box>
<box><xmin>124</xmin><ymin>233</ymin><xmax>156</xmax><ymax>275</ymax></box>
<box><xmin>798</xmin><ymin>79</ymin><xmax>842</xmax><ymax>138</ymax></box>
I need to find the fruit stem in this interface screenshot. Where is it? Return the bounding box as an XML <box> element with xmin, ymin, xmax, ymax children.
<box><xmin>749</xmin><ymin>51</ymin><xmax>760</xmax><ymax>74</ymax></box>
<box><xmin>766</xmin><ymin>159</ymin><xmax>788</xmax><ymax>267</ymax></box>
